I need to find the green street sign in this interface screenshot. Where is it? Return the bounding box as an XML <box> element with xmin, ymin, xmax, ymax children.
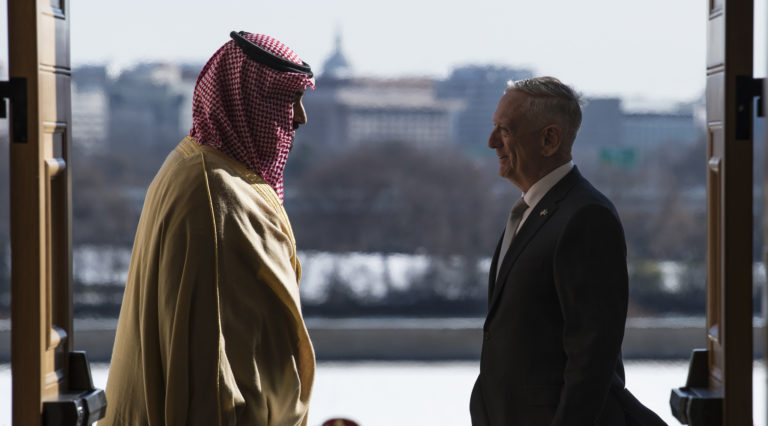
<box><xmin>599</xmin><ymin>147</ymin><xmax>636</xmax><ymax>168</ymax></box>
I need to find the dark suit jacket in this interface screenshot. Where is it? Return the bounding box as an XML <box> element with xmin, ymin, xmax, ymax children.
<box><xmin>470</xmin><ymin>167</ymin><xmax>665</xmax><ymax>426</ymax></box>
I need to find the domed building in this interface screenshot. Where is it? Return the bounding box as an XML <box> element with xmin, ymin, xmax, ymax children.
<box><xmin>321</xmin><ymin>30</ymin><xmax>352</xmax><ymax>79</ymax></box>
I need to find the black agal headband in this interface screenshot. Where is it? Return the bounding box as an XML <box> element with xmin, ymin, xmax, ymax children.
<box><xmin>230</xmin><ymin>31</ymin><xmax>314</xmax><ymax>78</ymax></box>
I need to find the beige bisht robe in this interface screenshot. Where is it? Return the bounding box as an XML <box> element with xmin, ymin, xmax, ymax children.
<box><xmin>101</xmin><ymin>136</ymin><xmax>314</xmax><ymax>426</ymax></box>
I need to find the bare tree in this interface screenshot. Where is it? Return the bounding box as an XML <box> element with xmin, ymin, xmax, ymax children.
<box><xmin>287</xmin><ymin>141</ymin><xmax>507</xmax><ymax>257</ymax></box>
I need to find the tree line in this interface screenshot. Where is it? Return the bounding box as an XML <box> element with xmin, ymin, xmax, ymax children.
<box><xmin>0</xmin><ymin>132</ymin><xmax>726</xmax><ymax>318</ymax></box>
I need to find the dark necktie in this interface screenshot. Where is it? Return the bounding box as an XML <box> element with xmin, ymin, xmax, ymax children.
<box><xmin>496</xmin><ymin>198</ymin><xmax>529</xmax><ymax>280</ymax></box>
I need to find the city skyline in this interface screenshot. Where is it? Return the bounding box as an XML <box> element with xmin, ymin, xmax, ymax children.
<box><xmin>3</xmin><ymin>0</ymin><xmax>753</xmax><ymax>104</ymax></box>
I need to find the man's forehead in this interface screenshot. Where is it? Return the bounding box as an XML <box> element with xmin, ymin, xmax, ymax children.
<box><xmin>496</xmin><ymin>90</ymin><xmax>527</xmax><ymax>120</ymax></box>
<box><xmin>502</xmin><ymin>89</ymin><xmax>529</xmax><ymax>108</ymax></box>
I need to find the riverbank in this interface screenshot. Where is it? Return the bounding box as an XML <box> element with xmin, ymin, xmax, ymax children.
<box><xmin>0</xmin><ymin>316</ymin><xmax>754</xmax><ymax>361</ymax></box>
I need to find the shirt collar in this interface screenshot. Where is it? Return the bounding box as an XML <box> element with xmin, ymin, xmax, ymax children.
<box><xmin>522</xmin><ymin>161</ymin><xmax>574</xmax><ymax>209</ymax></box>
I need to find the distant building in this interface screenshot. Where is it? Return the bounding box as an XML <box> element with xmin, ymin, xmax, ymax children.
<box><xmin>72</xmin><ymin>65</ymin><xmax>109</xmax><ymax>153</ymax></box>
<box><xmin>300</xmin><ymin>76</ymin><xmax>462</xmax><ymax>151</ymax></box>
<box><xmin>574</xmin><ymin>97</ymin><xmax>699</xmax><ymax>171</ymax></box>
<box><xmin>622</xmin><ymin>111</ymin><xmax>698</xmax><ymax>150</ymax></box>
<box><xmin>178</xmin><ymin>63</ymin><xmax>203</xmax><ymax>135</ymax></box>
<box><xmin>436</xmin><ymin>65</ymin><xmax>533</xmax><ymax>150</ymax></box>
<box><xmin>575</xmin><ymin>98</ymin><xmax>623</xmax><ymax>169</ymax></box>
<box><xmin>106</xmin><ymin>63</ymin><xmax>192</xmax><ymax>156</ymax></box>
<box><xmin>70</xmin><ymin>63</ymin><xmax>200</xmax><ymax>155</ymax></box>
<box><xmin>321</xmin><ymin>30</ymin><xmax>352</xmax><ymax>79</ymax></box>
<box><xmin>299</xmin><ymin>34</ymin><xmax>462</xmax><ymax>151</ymax></box>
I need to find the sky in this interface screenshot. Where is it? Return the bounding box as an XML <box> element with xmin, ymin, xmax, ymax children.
<box><xmin>2</xmin><ymin>0</ymin><xmax>767</xmax><ymax>105</ymax></box>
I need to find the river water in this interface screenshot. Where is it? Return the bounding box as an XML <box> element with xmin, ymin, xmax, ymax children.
<box><xmin>0</xmin><ymin>360</ymin><xmax>765</xmax><ymax>425</ymax></box>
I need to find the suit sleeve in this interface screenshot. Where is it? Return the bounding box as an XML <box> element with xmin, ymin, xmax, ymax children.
<box><xmin>551</xmin><ymin>204</ymin><xmax>628</xmax><ymax>426</ymax></box>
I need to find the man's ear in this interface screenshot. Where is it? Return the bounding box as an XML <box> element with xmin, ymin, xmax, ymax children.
<box><xmin>541</xmin><ymin>125</ymin><xmax>562</xmax><ymax>157</ymax></box>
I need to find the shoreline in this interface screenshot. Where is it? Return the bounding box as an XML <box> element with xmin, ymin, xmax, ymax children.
<box><xmin>0</xmin><ymin>316</ymin><xmax>750</xmax><ymax>362</ymax></box>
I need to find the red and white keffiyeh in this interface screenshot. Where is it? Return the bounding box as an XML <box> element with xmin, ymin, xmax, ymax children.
<box><xmin>190</xmin><ymin>33</ymin><xmax>315</xmax><ymax>202</ymax></box>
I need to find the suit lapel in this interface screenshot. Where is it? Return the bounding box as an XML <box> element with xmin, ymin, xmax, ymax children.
<box><xmin>486</xmin><ymin>167</ymin><xmax>583</xmax><ymax>321</ymax></box>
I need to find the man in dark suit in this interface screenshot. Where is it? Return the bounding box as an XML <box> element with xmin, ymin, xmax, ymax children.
<box><xmin>470</xmin><ymin>77</ymin><xmax>665</xmax><ymax>425</ymax></box>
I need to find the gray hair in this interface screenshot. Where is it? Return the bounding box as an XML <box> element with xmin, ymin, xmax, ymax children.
<box><xmin>506</xmin><ymin>76</ymin><xmax>583</xmax><ymax>146</ymax></box>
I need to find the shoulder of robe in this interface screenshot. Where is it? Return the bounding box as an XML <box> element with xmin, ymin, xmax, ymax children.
<box><xmin>141</xmin><ymin>138</ymin><xmax>217</xmax><ymax>220</ymax></box>
<box><xmin>178</xmin><ymin>139</ymin><xmax>292</xmax><ymax>239</ymax></box>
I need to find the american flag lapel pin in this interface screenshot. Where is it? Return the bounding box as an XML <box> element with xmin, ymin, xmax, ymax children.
<box><xmin>540</xmin><ymin>209</ymin><xmax>548</xmax><ymax>216</ymax></box>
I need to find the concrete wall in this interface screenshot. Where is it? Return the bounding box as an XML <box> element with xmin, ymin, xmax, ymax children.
<box><xmin>0</xmin><ymin>317</ymin><xmax>762</xmax><ymax>362</ymax></box>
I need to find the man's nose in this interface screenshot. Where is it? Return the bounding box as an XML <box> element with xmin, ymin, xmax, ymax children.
<box><xmin>488</xmin><ymin>128</ymin><xmax>499</xmax><ymax>148</ymax></box>
<box><xmin>293</xmin><ymin>100</ymin><xmax>307</xmax><ymax>125</ymax></box>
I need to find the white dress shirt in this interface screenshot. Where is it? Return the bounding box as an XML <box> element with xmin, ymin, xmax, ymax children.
<box><xmin>515</xmin><ymin>161</ymin><xmax>575</xmax><ymax>234</ymax></box>
<box><xmin>495</xmin><ymin>161</ymin><xmax>574</xmax><ymax>280</ymax></box>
